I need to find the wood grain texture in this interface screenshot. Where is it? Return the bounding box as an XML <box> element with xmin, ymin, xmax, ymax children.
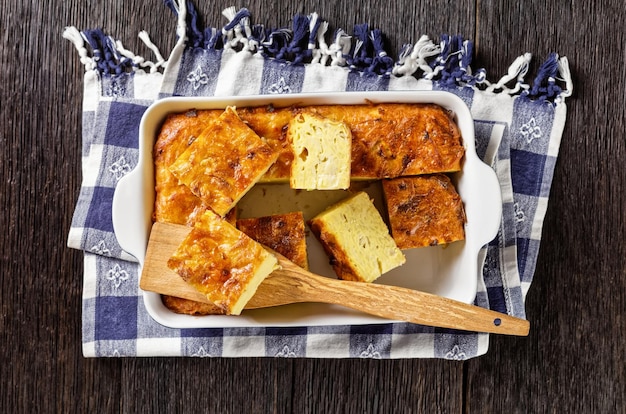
<box><xmin>1</xmin><ymin>0</ymin><xmax>623</xmax><ymax>413</ymax></box>
<box><xmin>467</xmin><ymin>1</ymin><xmax>626</xmax><ymax>413</ymax></box>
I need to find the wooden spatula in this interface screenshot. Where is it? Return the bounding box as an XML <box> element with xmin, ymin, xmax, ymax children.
<box><xmin>141</xmin><ymin>222</ymin><xmax>530</xmax><ymax>336</ymax></box>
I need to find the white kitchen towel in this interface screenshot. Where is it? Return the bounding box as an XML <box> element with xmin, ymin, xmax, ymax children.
<box><xmin>66</xmin><ymin>1</ymin><xmax>571</xmax><ymax>359</ymax></box>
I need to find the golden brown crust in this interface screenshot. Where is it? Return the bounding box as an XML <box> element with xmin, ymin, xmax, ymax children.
<box><xmin>162</xmin><ymin>209</ymin><xmax>297</xmax><ymax>316</ymax></box>
<box><xmin>154</xmin><ymin>110</ymin><xmax>240</xmax><ymax>316</ymax></box>
<box><xmin>308</xmin><ymin>103</ymin><xmax>464</xmax><ymax>178</ymax></box>
<box><xmin>167</xmin><ymin>209</ymin><xmax>278</xmax><ymax>315</ymax></box>
<box><xmin>245</xmin><ymin>103</ymin><xmax>463</xmax><ymax>180</ymax></box>
<box><xmin>381</xmin><ymin>174</ymin><xmax>466</xmax><ymax>249</ymax></box>
<box><xmin>153</xmin><ymin>109</ymin><xmax>220</xmax><ymax>225</ymax></box>
<box><xmin>154</xmin><ymin>103</ymin><xmax>463</xmax><ymax>185</ymax></box>
<box><xmin>236</xmin><ymin>212</ymin><xmax>308</xmax><ymax>269</ymax></box>
<box><xmin>236</xmin><ymin>105</ymin><xmax>296</xmax><ymax>181</ymax></box>
<box><xmin>168</xmin><ymin>107</ymin><xmax>278</xmax><ymax>217</ymax></box>
<box><xmin>161</xmin><ymin>295</ymin><xmax>224</xmax><ymax>315</ymax></box>
<box><xmin>307</xmin><ymin>220</ymin><xmax>361</xmax><ymax>282</ymax></box>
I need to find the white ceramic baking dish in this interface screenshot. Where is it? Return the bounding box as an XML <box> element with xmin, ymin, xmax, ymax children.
<box><xmin>112</xmin><ymin>91</ymin><xmax>501</xmax><ymax>329</ymax></box>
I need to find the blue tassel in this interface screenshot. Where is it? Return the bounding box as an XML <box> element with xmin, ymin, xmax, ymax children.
<box><xmin>449</xmin><ymin>35</ymin><xmax>463</xmax><ymax>67</ymax></box>
<box><xmin>104</xmin><ymin>36</ymin><xmax>129</xmax><ymax>75</ymax></box>
<box><xmin>223</xmin><ymin>8</ymin><xmax>251</xmax><ymax>32</ymax></box>
<box><xmin>204</xmin><ymin>27</ymin><xmax>222</xmax><ymax>49</ymax></box>
<box><xmin>438</xmin><ymin>35</ymin><xmax>460</xmax><ymax>86</ymax></box>
<box><xmin>275</xmin><ymin>14</ymin><xmax>311</xmax><ymax>63</ymax></box>
<box><xmin>349</xmin><ymin>23</ymin><xmax>372</xmax><ymax>71</ymax></box>
<box><xmin>220</xmin><ymin>7</ymin><xmax>252</xmax><ymax>50</ymax></box>
<box><xmin>83</xmin><ymin>30</ymin><xmax>113</xmax><ymax>74</ymax></box>
<box><xmin>460</xmin><ymin>39</ymin><xmax>473</xmax><ymax>71</ymax></box>
<box><xmin>81</xmin><ymin>29</ymin><xmax>103</xmax><ymax>68</ymax></box>
<box><xmin>81</xmin><ymin>29</ymin><xmax>138</xmax><ymax>76</ymax></box>
<box><xmin>262</xmin><ymin>28</ymin><xmax>293</xmax><ymax>58</ymax></box>
<box><xmin>367</xmin><ymin>29</ymin><xmax>393</xmax><ymax>76</ymax></box>
<box><xmin>460</xmin><ymin>40</ymin><xmax>487</xmax><ymax>86</ymax></box>
<box><xmin>162</xmin><ymin>0</ymin><xmax>205</xmax><ymax>48</ymax></box>
<box><xmin>457</xmin><ymin>39</ymin><xmax>475</xmax><ymax>85</ymax></box>
<box><xmin>433</xmin><ymin>34</ymin><xmax>451</xmax><ymax>71</ymax></box>
<box><xmin>250</xmin><ymin>24</ymin><xmax>266</xmax><ymax>44</ymax></box>
<box><xmin>438</xmin><ymin>35</ymin><xmax>481</xmax><ymax>87</ymax></box>
<box><xmin>529</xmin><ymin>52</ymin><xmax>562</xmax><ymax>100</ymax></box>
<box><xmin>162</xmin><ymin>0</ymin><xmax>177</xmax><ymax>15</ymax></box>
<box><xmin>186</xmin><ymin>0</ymin><xmax>205</xmax><ymax>48</ymax></box>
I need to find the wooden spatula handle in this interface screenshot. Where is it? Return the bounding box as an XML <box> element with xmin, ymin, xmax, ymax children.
<box><xmin>251</xmin><ymin>269</ymin><xmax>529</xmax><ymax>336</ymax></box>
<box><xmin>319</xmin><ymin>276</ymin><xmax>527</xmax><ymax>335</ymax></box>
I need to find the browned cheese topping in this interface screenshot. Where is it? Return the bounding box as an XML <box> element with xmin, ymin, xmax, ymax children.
<box><xmin>153</xmin><ymin>109</ymin><xmax>221</xmax><ymax>225</ymax></box>
<box><xmin>382</xmin><ymin>174</ymin><xmax>466</xmax><ymax>249</ymax></box>
<box><xmin>236</xmin><ymin>211</ymin><xmax>309</xmax><ymax>269</ymax></box>
<box><xmin>168</xmin><ymin>106</ymin><xmax>278</xmax><ymax>216</ymax></box>
<box><xmin>167</xmin><ymin>209</ymin><xmax>278</xmax><ymax>315</ymax></box>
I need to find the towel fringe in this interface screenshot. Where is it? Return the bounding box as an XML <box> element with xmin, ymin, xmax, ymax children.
<box><xmin>163</xmin><ymin>0</ymin><xmax>188</xmax><ymax>45</ymax></box>
<box><xmin>486</xmin><ymin>52</ymin><xmax>532</xmax><ymax>94</ymax></box>
<box><xmin>139</xmin><ymin>31</ymin><xmax>167</xmax><ymax>70</ymax></box>
<box><xmin>114</xmin><ymin>31</ymin><xmax>166</xmax><ymax>74</ymax></box>
<box><xmin>526</xmin><ymin>52</ymin><xmax>564</xmax><ymax>102</ymax></box>
<box><xmin>348</xmin><ymin>23</ymin><xmax>371</xmax><ymax>71</ymax></box>
<box><xmin>221</xmin><ymin>7</ymin><xmax>252</xmax><ymax>51</ymax></box>
<box><xmin>65</xmin><ymin>26</ymin><xmax>168</xmax><ymax>77</ymax></box>
<box><xmin>329</xmin><ymin>29</ymin><xmax>351</xmax><ymax>66</ymax></box>
<box><xmin>81</xmin><ymin>30</ymin><xmax>125</xmax><ymax>75</ymax></box>
<box><xmin>307</xmin><ymin>13</ymin><xmax>322</xmax><ymax>51</ymax></box>
<box><xmin>67</xmin><ymin>3</ymin><xmax>573</xmax><ymax>103</ymax></box>
<box><xmin>392</xmin><ymin>35</ymin><xmax>441</xmax><ymax>77</ymax></box>
<box><xmin>368</xmin><ymin>29</ymin><xmax>394</xmax><ymax>76</ymax></box>
<box><xmin>311</xmin><ymin>21</ymin><xmax>330</xmax><ymax>64</ymax></box>
<box><xmin>237</xmin><ymin>16</ymin><xmax>258</xmax><ymax>52</ymax></box>
<box><xmin>556</xmin><ymin>56</ymin><xmax>573</xmax><ymax>103</ymax></box>
<box><xmin>276</xmin><ymin>14</ymin><xmax>311</xmax><ymax>63</ymax></box>
<box><xmin>63</xmin><ymin>26</ymin><xmax>96</xmax><ymax>71</ymax></box>
<box><xmin>262</xmin><ymin>28</ymin><xmax>293</xmax><ymax>58</ymax></box>
<box><xmin>112</xmin><ymin>32</ymin><xmax>166</xmax><ymax>74</ymax></box>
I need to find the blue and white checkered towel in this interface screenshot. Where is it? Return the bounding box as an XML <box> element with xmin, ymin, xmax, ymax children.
<box><xmin>65</xmin><ymin>1</ymin><xmax>572</xmax><ymax>359</ymax></box>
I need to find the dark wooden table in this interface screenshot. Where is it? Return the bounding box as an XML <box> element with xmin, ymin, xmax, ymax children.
<box><xmin>2</xmin><ymin>1</ymin><xmax>624</xmax><ymax>412</ymax></box>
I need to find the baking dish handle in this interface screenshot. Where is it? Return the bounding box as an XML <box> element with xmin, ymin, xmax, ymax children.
<box><xmin>473</xmin><ymin>161</ymin><xmax>503</xmax><ymax>247</ymax></box>
<box><xmin>112</xmin><ymin>162</ymin><xmax>154</xmax><ymax>265</ymax></box>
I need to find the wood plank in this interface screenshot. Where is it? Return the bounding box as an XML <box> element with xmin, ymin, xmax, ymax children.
<box><xmin>119</xmin><ymin>359</ymin><xmax>294</xmax><ymax>413</ymax></box>
<box><xmin>291</xmin><ymin>359</ymin><xmax>464</xmax><ymax>413</ymax></box>
<box><xmin>466</xmin><ymin>0</ymin><xmax>626</xmax><ymax>412</ymax></box>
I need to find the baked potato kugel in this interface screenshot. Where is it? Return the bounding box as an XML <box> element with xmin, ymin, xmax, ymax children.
<box><xmin>236</xmin><ymin>212</ymin><xmax>309</xmax><ymax>270</ymax></box>
<box><xmin>168</xmin><ymin>106</ymin><xmax>278</xmax><ymax>217</ymax></box>
<box><xmin>167</xmin><ymin>209</ymin><xmax>278</xmax><ymax>316</ymax></box>
<box><xmin>153</xmin><ymin>102</ymin><xmax>466</xmax><ymax>315</ymax></box>
<box><xmin>382</xmin><ymin>174</ymin><xmax>466</xmax><ymax>249</ymax></box>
